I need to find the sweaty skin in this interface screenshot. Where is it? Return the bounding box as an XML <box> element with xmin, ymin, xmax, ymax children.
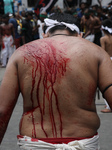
<box><xmin>0</xmin><ymin>23</ymin><xmax>14</xmax><ymax>36</ymax></box>
<box><xmin>0</xmin><ymin>35</ymin><xmax>112</xmax><ymax>142</ymax></box>
<box><xmin>100</xmin><ymin>34</ymin><xmax>112</xmax><ymax>57</ymax></box>
<box><xmin>0</xmin><ymin>22</ymin><xmax>15</xmax><ymax>46</ymax></box>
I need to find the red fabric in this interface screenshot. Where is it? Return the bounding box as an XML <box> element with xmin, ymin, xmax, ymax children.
<box><xmin>17</xmin><ymin>133</ymin><xmax>98</xmax><ymax>144</ymax></box>
<box><xmin>2</xmin><ymin>42</ymin><xmax>5</xmax><ymax>49</ymax></box>
<box><xmin>15</xmin><ymin>38</ymin><xmax>21</xmax><ymax>49</ymax></box>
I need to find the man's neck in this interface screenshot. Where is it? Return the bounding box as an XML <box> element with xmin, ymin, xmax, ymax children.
<box><xmin>50</xmin><ymin>33</ymin><xmax>70</xmax><ymax>37</ymax></box>
<box><xmin>50</xmin><ymin>30</ymin><xmax>70</xmax><ymax>37</ymax></box>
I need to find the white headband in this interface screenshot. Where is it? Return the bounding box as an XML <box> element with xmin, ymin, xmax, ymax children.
<box><xmin>44</xmin><ymin>18</ymin><xmax>80</xmax><ymax>34</ymax></box>
<box><xmin>101</xmin><ymin>25</ymin><xmax>112</xmax><ymax>33</ymax></box>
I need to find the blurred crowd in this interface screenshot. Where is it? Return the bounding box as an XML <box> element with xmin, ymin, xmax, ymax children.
<box><xmin>0</xmin><ymin>0</ymin><xmax>112</xmax><ymax>67</ymax></box>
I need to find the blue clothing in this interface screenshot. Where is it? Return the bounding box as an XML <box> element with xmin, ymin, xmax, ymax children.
<box><xmin>9</xmin><ymin>18</ymin><xmax>21</xmax><ymax>39</ymax></box>
<box><xmin>4</xmin><ymin>0</ymin><xmax>13</xmax><ymax>14</ymax></box>
<box><xmin>78</xmin><ymin>11</ymin><xmax>84</xmax><ymax>19</ymax></box>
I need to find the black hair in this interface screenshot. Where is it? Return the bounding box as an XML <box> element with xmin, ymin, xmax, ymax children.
<box><xmin>43</xmin><ymin>12</ymin><xmax>80</xmax><ymax>35</ymax></box>
<box><xmin>102</xmin><ymin>19</ymin><xmax>112</xmax><ymax>35</ymax></box>
<box><xmin>2</xmin><ymin>14</ymin><xmax>9</xmax><ymax>19</ymax></box>
<box><xmin>79</xmin><ymin>2</ymin><xmax>86</xmax><ymax>7</ymax></box>
<box><xmin>25</xmin><ymin>11</ymin><xmax>33</xmax><ymax>17</ymax></box>
<box><xmin>91</xmin><ymin>4</ymin><xmax>98</xmax><ymax>9</ymax></box>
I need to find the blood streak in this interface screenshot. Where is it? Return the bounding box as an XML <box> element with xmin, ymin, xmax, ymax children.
<box><xmin>23</xmin><ymin>40</ymin><xmax>69</xmax><ymax>138</ymax></box>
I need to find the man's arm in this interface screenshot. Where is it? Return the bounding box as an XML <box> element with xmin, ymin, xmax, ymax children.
<box><xmin>0</xmin><ymin>52</ymin><xmax>20</xmax><ymax>144</ymax></box>
<box><xmin>97</xmin><ymin>0</ymin><xmax>102</xmax><ymax>9</ymax></box>
<box><xmin>11</xmin><ymin>23</ymin><xmax>15</xmax><ymax>45</ymax></box>
<box><xmin>93</xmin><ymin>17</ymin><xmax>101</xmax><ymax>30</ymax></box>
<box><xmin>98</xmin><ymin>49</ymin><xmax>112</xmax><ymax>110</ymax></box>
<box><xmin>100</xmin><ymin>37</ymin><xmax>106</xmax><ymax>50</ymax></box>
<box><xmin>83</xmin><ymin>20</ymin><xmax>94</xmax><ymax>38</ymax></box>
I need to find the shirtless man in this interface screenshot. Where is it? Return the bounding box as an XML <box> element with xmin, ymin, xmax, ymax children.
<box><xmin>0</xmin><ymin>14</ymin><xmax>15</xmax><ymax>67</ymax></box>
<box><xmin>100</xmin><ymin>19</ymin><xmax>112</xmax><ymax>113</ymax></box>
<box><xmin>0</xmin><ymin>12</ymin><xmax>112</xmax><ymax>150</ymax></box>
<box><xmin>80</xmin><ymin>9</ymin><xmax>95</xmax><ymax>42</ymax></box>
<box><xmin>91</xmin><ymin>8</ymin><xmax>102</xmax><ymax>46</ymax></box>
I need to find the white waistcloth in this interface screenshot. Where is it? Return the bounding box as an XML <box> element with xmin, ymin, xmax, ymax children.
<box><xmin>1</xmin><ymin>35</ymin><xmax>14</xmax><ymax>66</ymax></box>
<box><xmin>84</xmin><ymin>34</ymin><xmax>95</xmax><ymax>43</ymax></box>
<box><xmin>17</xmin><ymin>134</ymin><xmax>100</xmax><ymax>150</ymax></box>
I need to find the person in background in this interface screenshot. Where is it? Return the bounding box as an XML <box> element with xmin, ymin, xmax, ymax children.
<box><xmin>90</xmin><ymin>8</ymin><xmax>102</xmax><ymax>46</ymax></box>
<box><xmin>21</xmin><ymin>11</ymin><xmax>33</xmax><ymax>44</ymax></box>
<box><xmin>81</xmin><ymin>9</ymin><xmax>95</xmax><ymax>42</ymax></box>
<box><xmin>30</xmin><ymin>13</ymin><xmax>40</xmax><ymax>40</ymax></box>
<box><xmin>9</xmin><ymin>13</ymin><xmax>21</xmax><ymax>49</ymax></box>
<box><xmin>100</xmin><ymin>19</ymin><xmax>112</xmax><ymax>113</ymax></box>
<box><xmin>0</xmin><ymin>14</ymin><xmax>15</xmax><ymax>67</ymax></box>
<box><xmin>0</xmin><ymin>12</ymin><xmax>112</xmax><ymax>149</ymax></box>
<box><xmin>78</xmin><ymin>2</ymin><xmax>86</xmax><ymax>20</ymax></box>
<box><xmin>3</xmin><ymin>0</ymin><xmax>15</xmax><ymax>14</ymax></box>
<box><xmin>0</xmin><ymin>0</ymin><xmax>4</xmax><ymax>15</ymax></box>
<box><xmin>37</xmin><ymin>12</ymin><xmax>47</xmax><ymax>39</ymax></box>
<box><xmin>63</xmin><ymin>0</ymin><xmax>77</xmax><ymax>12</ymax></box>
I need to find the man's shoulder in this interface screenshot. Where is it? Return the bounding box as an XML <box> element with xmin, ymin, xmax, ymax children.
<box><xmin>101</xmin><ymin>35</ymin><xmax>108</xmax><ymax>41</ymax></box>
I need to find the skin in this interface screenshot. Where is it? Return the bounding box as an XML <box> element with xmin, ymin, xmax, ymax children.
<box><xmin>100</xmin><ymin>32</ymin><xmax>112</xmax><ymax>57</ymax></box>
<box><xmin>92</xmin><ymin>15</ymin><xmax>101</xmax><ymax>34</ymax></box>
<box><xmin>0</xmin><ymin>29</ymin><xmax>112</xmax><ymax>144</ymax></box>
<box><xmin>81</xmin><ymin>15</ymin><xmax>94</xmax><ymax>38</ymax></box>
<box><xmin>0</xmin><ymin>18</ymin><xmax>15</xmax><ymax>45</ymax></box>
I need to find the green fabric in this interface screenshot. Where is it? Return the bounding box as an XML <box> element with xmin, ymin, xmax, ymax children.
<box><xmin>39</xmin><ymin>14</ymin><xmax>47</xmax><ymax>18</ymax></box>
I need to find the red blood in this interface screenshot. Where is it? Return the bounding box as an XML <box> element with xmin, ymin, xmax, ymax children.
<box><xmin>22</xmin><ymin>40</ymin><xmax>69</xmax><ymax>138</ymax></box>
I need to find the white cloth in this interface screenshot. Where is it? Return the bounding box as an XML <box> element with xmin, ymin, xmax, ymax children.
<box><xmin>1</xmin><ymin>35</ymin><xmax>14</xmax><ymax>66</ymax></box>
<box><xmin>84</xmin><ymin>34</ymin><xmax>95</xmax><ymax>43</ymax></box>
<box><xmin>44</xmin><ymin>18</ymin><xmax>80</xmax><ymax>34</ymax></box>
<box><xmin>101</xmin><ymin>25</ymin><xmax>112</xmax><ymax>34</ymax></box>
<box><xmin>104</xmin><ymin>99</ymin><xmax>110</xmax><ymax>110</ymax></box>
<box><xmin>17</xmin><ymin>134</ymin><xmax>100</xmax><ymax>150</ymax></box>
<box><xmin>37</xmin><ymin>20</ymin><xmax>44</xmax><ymax>39</ymax></box>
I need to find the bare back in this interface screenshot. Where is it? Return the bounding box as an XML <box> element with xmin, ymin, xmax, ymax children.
<box><xmin>3</xmin><ymin>35</ymin><xmax>112</xmax><ymax>140</ymax></box>
<box><xmin>1</xmin><ymin>23</ymin><xmax>13</xmax><ymax>36</ymax></box>
<box><xmin>12</xmin><ymin>36</ymin><xmax>102</xmax><ymax>139</ymax></box>
<box><xmin>100</xmin><ymin>35</ymin><xmax>112</xmax><ymax>57</ymax></box>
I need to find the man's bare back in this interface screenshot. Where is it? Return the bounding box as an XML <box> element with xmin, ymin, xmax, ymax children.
<box><xmin>5</xmin><ymin>36</ymin><xmax>111</xmax><ymax>139</ymax></box>
<box><xmin>100</xmin><ymin>35</ymin><xmax>112</xmax><ymax>57</ymax></box>
<box><xmin>100</xmin><ymin>19</ymin><xmax>112</xmax><ymax>57</ymax></box>
<box><xmin>1</xmin><ymin>23</ymin><xmax>13</xmax><ymax>36</ymax></box>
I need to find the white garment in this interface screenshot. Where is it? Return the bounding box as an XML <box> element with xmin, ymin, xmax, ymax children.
<box><xmin>85</xmin><ymin>34</ymin><xmax>95</xmax><ymax>43</ymax></box>
<box><xmin>37</xmin><ymin>20</ymin><xmax>44</xmax><ymax>39</ymax></box>
<box><xmin>1</xmin><ymin>35</ymin><xmax>14</xmax><ymax>66</ymax></box>
<box><xmin>104</xmin><ymin>99</ymin><xmax>110</xmax><ymax>109</ymax></box>
<box><xmin>17</xmin><ymin>134</ymin><xmax>100</xmax><ymax>150</ymax></box>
